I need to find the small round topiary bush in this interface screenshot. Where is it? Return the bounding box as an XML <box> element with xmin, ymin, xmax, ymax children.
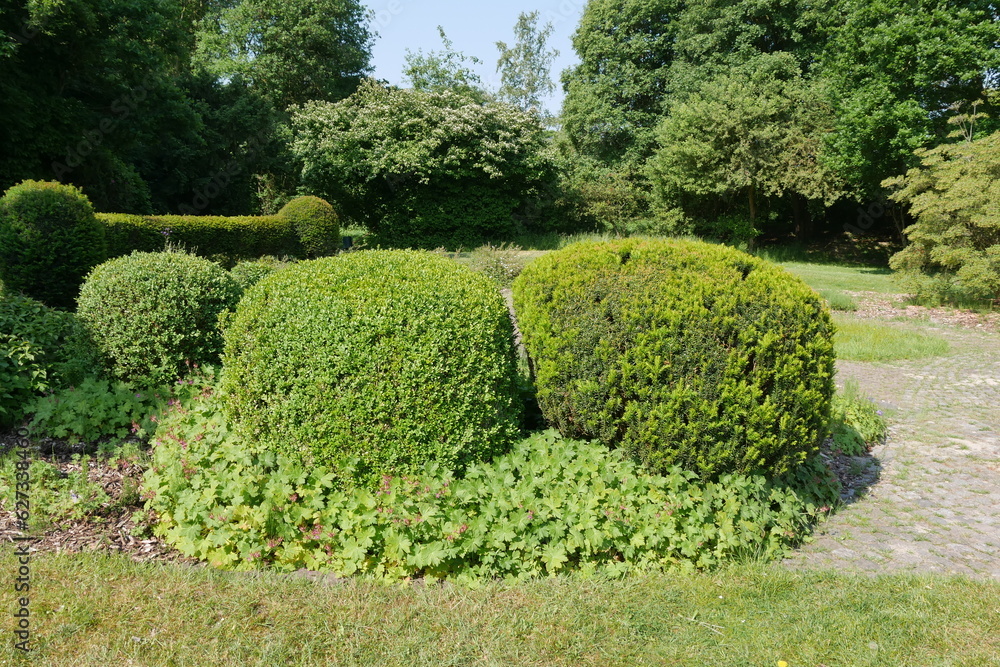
<box><xmin>77</xmin><ymin>249</ymin><xmax>242</xmax><ymax>387</ymax></box>
<box><xmin>0</xmin><ymin>180</ymin><xmax>106</xmax><ymax>309</ymax></box>
<box><xmin>221</xmin><ymin>250</ymin><xmax>522</xmax><ymax>490</ymax></box>
<box><xmin>278</xmin><ymin>195</ymin><xmax>340</xmax><ymax>258</ymax></box>
<box><xmin>512</xmin><ymin>238</ymin><xmax>836</xmax><ymax>480</ymax></box>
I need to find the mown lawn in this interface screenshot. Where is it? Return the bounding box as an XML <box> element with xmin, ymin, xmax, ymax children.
<box><xmin>3</xmin><ymin>552</ymin><xmax>998</xmax><ymax>666</ymax></box>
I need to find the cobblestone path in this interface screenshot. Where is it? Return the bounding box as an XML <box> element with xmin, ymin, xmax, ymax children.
<box><xmin>783</xmin><ymin>322</ymin><xmax>1000</xmax><ymax>579</ymax></box>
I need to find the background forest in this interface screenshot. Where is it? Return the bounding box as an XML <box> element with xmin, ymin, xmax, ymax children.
<box><xmin>1</xmin><ymin>0</ymin><xmax>998</xmax><ymax>250</ymax></box>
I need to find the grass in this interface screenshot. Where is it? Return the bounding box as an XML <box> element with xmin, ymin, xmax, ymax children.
<box><xmin>779</xmin><ymin>262</ymin><xmax>898</xmax><ymax>295</ymax></box>
<box><xmin>818</xmin><ymin>289</ymin><xmax>859</xmax><ymax>312</ymax></box>
<box><xmin>3</xmin><ymin>552</ymin><xmax>999</xmax><ymax>666</ymax></box>
<box><xmin>833</xmin><ymin>314</ymin><xmax>950</xmax><ymax>362</ymax></box>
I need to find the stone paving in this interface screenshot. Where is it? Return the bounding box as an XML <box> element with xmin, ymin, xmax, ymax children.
<box><xmin>783</xmin><ymin>321</ymin><xmax>1000</xmax><ymax>579</ymax></box>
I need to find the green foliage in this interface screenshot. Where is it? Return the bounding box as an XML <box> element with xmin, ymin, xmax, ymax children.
<box><xmin>0</xmin><ymin>180</ymin><xmax>106</xmax><ymax>309</ymax></box>
<box><xmin>28</xmin><ymin>378</ymin><xmax>163</xmax><ymax>445</ymax></box>
<box><xmin>221</xmin><ymin>251</ymin><xmax>522</xmax><ymax>492</ymax></box>
<box><xmin>26</xmin><ymin>366</ymin><xmax>219</xmax><ymax>446</ymax></box>
<box><xmin>98</xmin><ymin>210</ymin><xmax>304</xmax><ymax>266</ymax></box>
<box><xmin>829</xmin><ymin>380</ymin><xmax>889</xmax><ymax>457</ymax></box>
<box><xmin>403</xmin><ymin>27</ymin><xmax>491</xmax><ymax>103</ymax></box>
<box><xmin>513</xmin><ymin>238</ymin><xmax>836</xmax><ymax>480</ymax></box>
<box><xmin>495</xmin><ymin>12</ymin><xmax>559</xmax><ymax>117</ymax></box>
<box><xmin>0</xmin><ymin>291</ymin><xmax>94</xmax><ymax>427</ymax></box>
<box><xmin>817</xmin><ymin>1</ymin><xmax>1000</xmax><ymax>200</ymax></box>
<box><xmin>77</xmin><ymin>250</ymin><xmax>242</xmax><ymax>388</ymax></box>
<box><xmin>466</xmin><ymin>244</ymin><xmax>529</xmax><ymax>289</ymax></box>
<box><xmin>276</xmin><ymin>196</ymin><xmax>340</xmax><ymax>258</ymax></box>
<box><xmin>0</xmin><ymin>0</ymin><xmax>202</xmax><ymax>213</ymax></box>
<box><xmin>194</xmin><ymin>0</ymin><xmax>374</xmax><ymax>110</ymax></box>
<box><xmin>291</xmin><ymin>79</ymin><xmax>558</xmax><ymax>249</ymax></box>
<box><xmin>887</xmin><ymin>124</ymin><xmax>1000</xmax><ymax>303</ymax></box>
<box><xmin>560</xmin><ymin>0</ymin><xmax>680</xmax><ymax>168</ymax></box>
<box><xmin>142</xmin><ymin>393</ymin><xmax>839</xmax><ymax>581</ymax></box>
<box><xmin>648</xmin><ymin>54</ymin><xmax>844</xmax><ymax>235</ymax></box>
<box><xmin>229</xmin><ymin>260</ymin><xmax>282</xmax><ymax>293</ymax></box>
<box><xmin>0</xmin><ymin>455</ymin><xmax>110</xmax><ymax>530</ymax></box>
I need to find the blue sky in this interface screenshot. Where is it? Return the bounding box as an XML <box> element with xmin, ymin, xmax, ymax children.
<box><xmin>366</xmin><ymin>0</ymin><xmax>586</xmax><ymax>115</ymax></box>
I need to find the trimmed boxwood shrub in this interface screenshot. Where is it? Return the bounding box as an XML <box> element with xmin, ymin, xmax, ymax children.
<box><xmin>0</xmin><ymin>180</ymin><xmax>106</xmax><ymax>309</ymax></box>
<box><xmin>97</xmin><ymin>195</ymin><xmax>340</xmax><ymax>265</ymax></box>
<box><xmin>77</xmin><ymin>249</ymin><xmax>242</xmax><ymax>388</ymax></box>
<box><xmin>277</xmin><ymin>196</ymin><xmax>340</xmax><ymax>258</ymax></box>
<box><xmin>512</xmin><ymin>238</ymin><xmax>836</xmax><ymax>479</ymax></box>
<box><xmin>221</xmin><ymin>250</ymin><xmax>522</xmax><ymax>491</ymax></box>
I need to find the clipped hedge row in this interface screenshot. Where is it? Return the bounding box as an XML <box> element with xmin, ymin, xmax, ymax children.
<box><xmin>513</xmin><ymin>238</ymin><xmax>836</xmax><ymax>480</ymax></box>
<box><xmin>221</xmin><ymin>250</ymin><xmax>523</xmax><ymax>492</ymax></box>
<box><xmin>97</xmin><ymin>194</ymin><xmax>340</xmax><ymax>265</ymax></box>
<box><xmin>99</xmin><ymin>212</ymin><xmax>302</xmax><ymax>265</ymax></box>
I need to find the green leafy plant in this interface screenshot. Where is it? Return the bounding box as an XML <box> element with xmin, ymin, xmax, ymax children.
<box><xmin>142</xmin><ymin>390</ymin><xmax>839</xmax><ymax>583</ymax></box>
<box><xmin>0</xmin><ymin>291</ymin><xmax>95</xmax><ymax>427</ymax></box>
<box><xmin>467</xmin><ymin>243</ymin><xmax>528</xmax><ymax>288</ymax></box>
<box><xmin>829</xmin><ymin>380</ymin><xmax>889</xmax><ymax>456</ymax></box>
<box><xmin>221</xmin><ymin>250</ymin><xmax>522</xmax><ymax>492</ymax></box>
<box><xmin>887</xmin><ymin>120</ymin><xmax>1000</xmax><ymax>304</ymax></box>
<box><xmin>229</xmin><ymin>260</ymin><xmax>281</xmax><ymax>292</ymax></box>
<box><xmin>26</xmin><ymin>366</ymin><xmax>220</xmax><ymax>447</ymax></box>
<box><xmin>28</xmin><ymin>378</ymin><xmax>163</xmax><ymax>445</ymax></box>
<box><xmin>513</xmin><ymin>238</ymin><xmax>836</xmax><ymax>480</ymax></box>
<box><xmin>76</xmin><ymin>249</ymin><xmax>242</xmax><ymax>388</ymax></box>
<box><xmin>0</xmin><ymin>455</ymin><xmax>110</xmax><ymax>530</ymax></box>
<box><xmin>291</xmin><ymin>79</ymin><xmax>557</xmax><ymax>249</ymax></box>
<box><xmin>0</xmin><ymin>180</ymin><xmax>107</xmax><ymax>309</ymax></box>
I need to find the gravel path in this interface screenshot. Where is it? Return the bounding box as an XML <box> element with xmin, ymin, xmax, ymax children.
<box><xmin>783</xmin><ymin>321</ymin><xmax>1000</xmax><ymax>579</ymax></box>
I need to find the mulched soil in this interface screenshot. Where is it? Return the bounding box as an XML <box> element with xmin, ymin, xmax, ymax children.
<box><xmin>848</xmin><ymin>290</ymin><xmax>1000</xmax><ymax>332</ymax></box>
<box><xmin>0</xmin><ymin>430</ymin><xmax>195</xmax><ymax>565</ymax></box>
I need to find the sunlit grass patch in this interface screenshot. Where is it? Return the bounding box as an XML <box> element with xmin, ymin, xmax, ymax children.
<box><xmin>833</xmin><ymin>314</ymin><xmax>950</xmax><ymax>362</ymax></box>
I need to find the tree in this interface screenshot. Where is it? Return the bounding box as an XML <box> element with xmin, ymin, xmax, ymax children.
<box><xmin>817</xmin><ymin>0</ymin><xmax>1000</xmax><ymax>201</ymax></box>
<box><xmin>559</xmin><ymin>0</ymin><xmax>682</xmax><ymax>168</ymax></box>
<box><xmin>495</xmin><ymin>11</ymin><xmax>559</xmax><ymax>117</ymax></box>
<box><xmin>291</xmin><ymin>79</ymin><xmax>557</xmax><ymax>248</ymax></box>
<box><xmin>647</xmin><ymin>54</ymin><xmax>844</xmax><ymax>241</ymax></box>
<box><xmin>887</xmin><ymin>103</ymin><xmax>1000</xmax><ymax>303</ymax></box>
<box><xmin>0</xmin><ymin>0</ymin><xmax>202</xmax><ymax>213</ymax></box>
<box><xmin>194</xmin><ymin>0</ymin><xmax>375</xmax><ymax>110</ymax></box>
<box><xmin>667</xmin><ymin>0</ymin><xmax>836</xmax><ymax>98</ymax></box>
<box><xmin>402</xmin><ymin>26</ymin><xmax>490</xmax><ymax>103</ymax></box>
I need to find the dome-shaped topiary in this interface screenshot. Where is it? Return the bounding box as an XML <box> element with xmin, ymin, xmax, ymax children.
<box><xmin>512</xmin><ymin>238</ymin><xmax>836</xmax><ymax>480</ymax></box>
<box><xmin>0</xmin><ymin>180</ymin><xmax>106</xmax><ymax>309</ymax></box>
<box><xmin>77</xmin><ymin>249</ymin><xmax>242</xmax><ymax>387</ymax></box>
<box><xmin>278</xmin><ymin>195</ymin><xmax>340</xmax><ymax>258</ymax></box>
<box><xmin>221</xmin><ymin>250</ymin><xmax>522</xmax><ymax>491</ymax></box>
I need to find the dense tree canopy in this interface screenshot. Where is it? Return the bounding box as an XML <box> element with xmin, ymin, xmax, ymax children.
<box><xmin>560</xmin><ymin>0</ymin><xmax>681</xmax><ymax>169</ymax></box>
<box><xmin>291</xmin><ymin>79</ymin><xmax>557</xmax><ymax>248</ymax></box>
<box><xmin>0</xmin><ymin>0</ymin><xmax>374</xmax><ymax>214</ymax></box>
<box><xmin>648</xmin><ymin>54</ymin><xmax>844</xmax><ymax>239</ymax></box>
